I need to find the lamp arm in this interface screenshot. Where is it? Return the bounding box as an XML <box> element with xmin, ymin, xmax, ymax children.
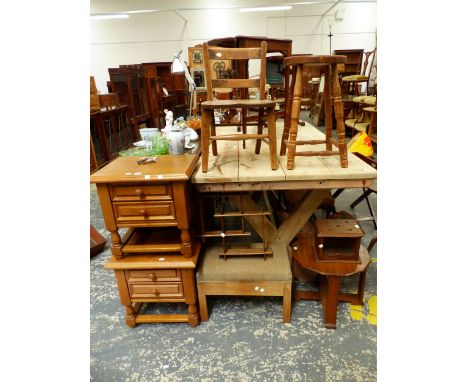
<box><xmin>174</xmin><ymin>51</ymin><xmax>196</xmax><ymax>92</ymax></box>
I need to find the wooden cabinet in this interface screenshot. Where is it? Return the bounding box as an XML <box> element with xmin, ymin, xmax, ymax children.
<box><xmin>108</xmin><ymin>66</ymin><xmax>153</xmax><ymax>138</ymax></box>
<box><xmin>333</xmin><ymin>49</ymin><xmax>364</xmax><ymax>76</ymax></box>
<box><xmin>92</xmin><ymin>154</ymin><xmax>202</xmax><ymax>327</ymax></box>
<box><xmin>105</xmin><ymin>244</ymin><xmax>201</xmax><ymax>327</ymax></box>
<box><xmin>91</xmin><ymin>155</ymin><xmax>200</xmax><ymax>259</ymax></box>
<box><xmin>142</xmin><ymin>62</ymin><xmax>188</xmax><ymax>119</ymax></box>
<box><xmin>90</xmin><ymin>105</ymin><xmax>134</xmax><ymax>172</ymax></box>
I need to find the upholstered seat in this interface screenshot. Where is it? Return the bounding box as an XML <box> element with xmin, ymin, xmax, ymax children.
<box><xmin>342</xmin><ymin>74</ymin><xmax>368</xmax><ymax>81</ymax></box>
<box><xmin>196</xmin><ymin>244</ymin><xmax>293</xmax><ymax>323</ymax></box>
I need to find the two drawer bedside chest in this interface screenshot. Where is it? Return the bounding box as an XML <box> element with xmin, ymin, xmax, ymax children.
<box><xmin>91</xmin><ymin>154</ymin><xmax>202</xmax><ymax>326</ymax></box>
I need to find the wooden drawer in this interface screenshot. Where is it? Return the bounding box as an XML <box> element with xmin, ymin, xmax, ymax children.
<box><xmin>129</xmin><ymin>283</ymin><xmax>184</xmax><ymax>299</ymax></box>
<box><xmin>113</xmin><ymin>202</ymin><xmax>177</xmax><ymax>225</ymax></box>
<box><xmin>110</xmin><ymin>183</ymin><xmax>173</xmax><ymax>202</ymax></box>
<box><xmin>125</xmin><ymin>269</ymin><xmax>181</xmax><ymax>283</ymax></box>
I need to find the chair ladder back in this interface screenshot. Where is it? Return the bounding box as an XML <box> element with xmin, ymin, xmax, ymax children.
<box><xmin>203</xmin><ymin>41</ymin><xmax>267</xmax><ymax>100</ymax></box>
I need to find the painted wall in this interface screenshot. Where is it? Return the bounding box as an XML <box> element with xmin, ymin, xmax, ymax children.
<box><xmin>90</xmin><ymin>2</ymin><xmax>377</xmax><ymax>93</ymax></box>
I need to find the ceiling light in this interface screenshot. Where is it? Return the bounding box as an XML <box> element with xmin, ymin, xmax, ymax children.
<box><xmin>239</xmin><ymin>6</ymin><xmax>292</xmax><ymax>12</ymax></box>
<box><xmin>90</xmin><ymin>13</ymin><xmax>129</xmax><ymax>20</ymax></box>
<box><xmin>126</xmin><ymin>10</ymin><xmax>160</xmax><ymax>14</ymax></box>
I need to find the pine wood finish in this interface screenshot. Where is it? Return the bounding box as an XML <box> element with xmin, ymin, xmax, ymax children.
<box><xmin>200</xmin><ymin>41</ymin><xmax>278</xmax><ymax>173</ymax></box>
<box><xmin>105</xmin><ymin>241</ymin><xmax>201</xmax><ymax>327</ymax></box>
<box><xmin>280</xmin><ymin>55</ymin><xmax>348</xmax><ymax>170</ymax></box>
<box><xmin>91</xmin><ymin>155</ymin><xmax>200</xmax><ymax>260</ymax></box>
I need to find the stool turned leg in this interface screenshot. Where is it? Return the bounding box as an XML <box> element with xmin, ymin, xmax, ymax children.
<box><xmin>323</xmin><ymin>275</ymin><xmax>340</xmax><ymax>329</ymax></box>
<box><xmin>323</xmin><ymin>65</ymin><xmax>333</xmax><ymax>152</ymax></box>
<box><xmin>201</xmin><ymin>109</ymin><xmax>211</xmax><ymax>173</ymax></box>
<box><xmin>241</xmin><ymin>108</ymin><xmax>247</xmax><ymax>149</ymax></box>
<box><xmin>280</xmin><ymin>66</ymin><xmax>297</xmax><ymax>156</ymax></box>
<box><xmin>266</xmin><ymin>106</ymin><xmax>278</xmax><ymax>170</ymax></box>
<box><xmin>287</xmin><ymin>65</ymin><xmax>302</xmax><ymax>170</ymax></box>
<box><xmin>331</xmin><ymin>64</ymin><xmax>348</xmax><ymax>168</ymax></box>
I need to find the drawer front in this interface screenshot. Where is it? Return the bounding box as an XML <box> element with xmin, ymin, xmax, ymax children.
<box><xmin>110</xmin><ymin>183</ymin><xmax>173</xmax><ymax>202</ymax></box>
<box><xmin>113</xmin><ymin>202</ymin><xmax>177</xmax><ymax>224</ymax></box>
<box><xmin>129</xmin><ymin>283</ymin><xmax>184</xmax><ymax>299</ymax></box>
<box><xmin>125</xmin><ymin>269</ymin><xmax>181</xmax><ymax>283</ymax></box>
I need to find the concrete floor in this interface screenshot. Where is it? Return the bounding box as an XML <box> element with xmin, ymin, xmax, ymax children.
<box><xmin>90</xmin><ymin>111</ymin><xmax>377</xmax><ymax>381</ymax></box>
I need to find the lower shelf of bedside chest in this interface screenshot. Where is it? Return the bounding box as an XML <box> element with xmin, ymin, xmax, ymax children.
<box><xmin>105</xmin><ymin>241</ymin><xmax>201</xmax><ymax>327</ymax></box>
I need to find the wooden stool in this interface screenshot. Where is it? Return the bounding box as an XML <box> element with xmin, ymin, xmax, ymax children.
<box><xmin>280</xmin><ymin>55</ymin><xmax>348</xmax><ymax>170</ymax></box>
<box><xmin>197</xmin><ymin>244</ymin><xmax>292</xmax><ymax>323</ymax></box>
<box><xmin>291</xmin><ymin>231</ymin><xmax>371</xmax><ymax>329</ymax></box>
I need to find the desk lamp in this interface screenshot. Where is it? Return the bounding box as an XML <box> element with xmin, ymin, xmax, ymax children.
<box><xmin>171</xmin><ymin>50</ymin><xmax>196</xmax><ymax>118</ymax></box>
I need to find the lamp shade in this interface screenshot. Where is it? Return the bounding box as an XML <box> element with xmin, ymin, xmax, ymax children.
<box><xmin>171</xmin><ymin>56</ymin><xmax>185</xmax><ymax>74</ymax></box>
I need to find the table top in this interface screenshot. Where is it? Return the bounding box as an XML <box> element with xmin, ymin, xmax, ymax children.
<box><xmin>91</xmin><ymin>153</ymin><xmax>200</xmax><ymax>184</ymax></box>
<box><xmin>192</xmin><ymin>121</ymin><xmax>377</xmax><ymax>191</ymax></box>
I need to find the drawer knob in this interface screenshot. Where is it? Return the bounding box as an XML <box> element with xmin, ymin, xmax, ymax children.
<box><xmin>140</xmin><ymin>209</ymin><xmax>147</xmax><ymax>216</ymax></box>
<box><xmin>135</xmin><ymin>189</ymin><xmax>144</xmax><ymax>197</ymax></box>
<box><xmin>148</xmin><ymin>273</ymin><xmax>155</xmax><ymax>280</ymax></box>
<box><xmin>152</xmin><ymin>289</ymin><xmax>159</xmax><ymax>296</ymax></box>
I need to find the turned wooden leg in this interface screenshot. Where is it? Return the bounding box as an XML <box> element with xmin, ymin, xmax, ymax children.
<box><xmin>280</xmin><ymin>65</ymin><xmax>296</xmax><ymax>156</ymax></box>
<box><xmin>255</xmin><ymin>107</ymin><xmax>265</xmax><ymax>154</ymax></box>
<box><xmin>323</xmin><ymin>65</ymin><xmax>333</xmax><ymax>152</ymax></box>
<box><xmin>241</xmin><ymin>108</ymin><xmax>247</xmax><ymax>149</ymax></box>
<box><xmin>210</xmin><ymin>110</ymin><xmax>218</xmax><ymax>156</ymax></box>
<box><xmin>287</xmin><ymin>65</ymin><xmax>302</xmax><ymax>170</ymax></box>
<box><xmin>331</xmin><ymin>64</ymin><xmax>348</xmax><ymax>168</ymax></box>
<box><xmin>188</xmin><ymin>304</ymin><xmax>199</xmax><ymax>327</ymax></box>
<box><xmin>180</xmin><ymin>228</ymin><xmax>192</xmax><ymax>257</ymax></box>
<box><xmin>323</xmin><ymin>275</ymin><xmax>340</xmax><ymax>329</ymax></box>
<box><xmin>110</xmin><ymin>230</ymin><xmax>123</xmax><ymax>259</ymax></box>
<box><xmin>266</xmin><ymin>107</ymin><xmax>278</xmax><ymax>170</ymax></box>
<box><xmin>125</xmin><ymin>305</ymin><xmax>137</xmax><ymax>328</ymax></box>
<box><xmin>201</xmin><ymin>109</ymin><xmax>210</xmax><ymax>173</ymax></box>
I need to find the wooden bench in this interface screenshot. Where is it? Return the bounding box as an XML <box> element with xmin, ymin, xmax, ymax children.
<box><xmin>196</xmin><ymin>244</ymin><xmax>293</xmax><ymax>323</ymax></box>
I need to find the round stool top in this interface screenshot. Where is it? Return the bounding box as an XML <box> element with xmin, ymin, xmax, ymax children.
<box><xmin>284</xmin><ymin>55</ymin><xmax>347</xmax><ymax>66</ymax></box>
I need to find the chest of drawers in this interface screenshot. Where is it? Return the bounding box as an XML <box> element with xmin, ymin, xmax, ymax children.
<box><xmin>105</xmin><ymin>242</ymin><xmax>201</xmax><ymax>327</ymax></box>
<box><xmin>92</xmin><ymin>154</ymin><xmax>202</xmax><ymax>326</ymax></box>
<box><xmin>91</xmin><ymin>155</ymin><xmax>199</xmax><ymax>259</ymax></box>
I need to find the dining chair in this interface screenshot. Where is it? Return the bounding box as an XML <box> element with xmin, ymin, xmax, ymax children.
<box><xmin>200</xmin><ymin>41</ymin><xmax>278</xmax><ymax>173</ymax></box>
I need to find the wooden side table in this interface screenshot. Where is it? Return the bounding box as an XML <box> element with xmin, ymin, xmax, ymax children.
<box><xmin>105</xmin><ymin>241</ymin><xmax>201</xmax><ymax>327</ymax></box>
<box><xmin>91</xmin><ymin>155</ymin><xmax>200</xmax><ymax>259</ymax></box>
<box><xmin>291</xmin><ymin>231</ymin><xmax>371</xmax><ymax>329</ymax></box>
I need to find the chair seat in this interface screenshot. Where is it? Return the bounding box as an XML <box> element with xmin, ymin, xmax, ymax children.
<box><xmin>353</xmin><ymin>122</ymin><xmax>370</xmax><ymax>132</ymax></box>
<box><xmin>201</xmin><ymin>99</ymin><xmax>276</xmax><ymax>109</ymax></box>
<box><xmin>345</xmin><ymin>118</ymin><xmax>358</xmax><ymax>128</ymax></box>
<box><xmin>197</xmin><ymin>244</ymin><xmax>292</xmax><ymax>282</ymax></box>
<box><xmin>352</xmin><ymin>95</ymin><xmax>376</xmax><ymax>106</ymax></box>
<box><xmin>342</xmin><ymin>74</ymin><xmax>368</xmax><ymax>82</ymax></box>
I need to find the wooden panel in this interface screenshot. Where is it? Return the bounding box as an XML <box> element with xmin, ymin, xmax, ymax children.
<box><xmin>113</xmin><ymin>202</ymin><xmax>176</xmax><ymax>225</ymax></box>
<box><xmin>110</xmin><ymin>183</ymin><xmax>173</xmax><ymax>201</ymax></box>
<box><xmin>129</xmin><ymin>283</ymin><xmax>184</xmax><ymax>299</ymax></box>
<box><xmin>207</xmin><ymin>47</ymin><xmax>261</xmax><ymax>60</ymax></box>
<box><xmin>126</xmin><ymin>269</ymin><xmax>181</xmax><ymax>283</ymax></box>
<box><xmin>212</xmin><ymin>79</ymin><xmax>259</xmax><ymax>89</ymax></box>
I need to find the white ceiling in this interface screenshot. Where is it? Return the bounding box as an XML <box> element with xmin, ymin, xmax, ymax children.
<box><xmin>90</xmin><ymin>0</ymin><xmax>376</xmax><ymax>15</ymax></box>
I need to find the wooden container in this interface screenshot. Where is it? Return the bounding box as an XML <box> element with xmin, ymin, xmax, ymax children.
<box><xmin>314</xmin><ymin>219</ymin><xmax>364</xmax><ymax>263</ymax></box>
